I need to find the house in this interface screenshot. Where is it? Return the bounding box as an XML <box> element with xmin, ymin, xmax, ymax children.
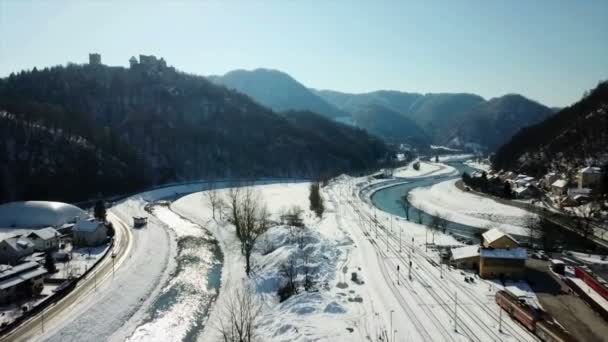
<box><xmin>578</xmin><ymin>166</ymin><xmax>602</xmax><ymax>189</ymax></box>
<box><xmin>482</xmin><ymin>228</ymin><xmax>519</xmax><ymax>249</ymax></box>
<box><xmin>543</xmin><ymin>173</ymin><xmax>560</xmax><ymax>189</ymax></box>
<box><xmin>0</xmin><ymin>261</ymin><xmax>47</xmax><ymax>304</ymax></box>
<box><xmin>450</xmin><ymin>245</ymin><xmax>480</xmax><ymax>269</ymax></box>
<box><xmin>0</xmin><ymin>237</ymin><xmax>35</xmax><ymax>264</ymax></box>
<box><xmin>551</xmin><ymin>179</ymin><xmax>568</xmax><ymax>197</ymax></box>
<box><xmin>479</xmin><ymin>248</ymin><xmax>527</xmax><ymax>279</ymax></box>
<box><xmin>26</xmin><ymin>227</ymin><xmax>60</xmax><ymax>252</ymax></box>
<box><xmin>513</xmin><ymin>186</ymin><xmax>533</xmax><ymax>199</ymax></box>
<box><xmin>73</xmin><ymin>219</ymin><xmax>108</xmax><ymax>247</ymax></box>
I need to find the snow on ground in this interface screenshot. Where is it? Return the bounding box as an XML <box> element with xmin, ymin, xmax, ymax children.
<box><xmin>430</xmin><ymin>145</ymin><xmax>462</xmax><ymax>152</ymax></box>
<box><xmin>172</xmin><ymin>183</ymin><xmax>367</xmax><ymax>342</ymax></box>
<box><xmin>173</xmin><ymin>179</ymin><xmax>537</xmax><ymax>342</ymax></box>
<box><xmin>393</xmin><ymin>161</ymin><xmax>458</xmax><ymax>179</ymax></box>
<box><xmin>409</xmin><ymin>179</ymin><xmax>532</xmax><ymax>237</ymax></box>
<box><xmin>33</xmin><ymin>184</ymin><xmax>206</xmax><ymax>342</ymax></box>
<box><xmin>437</xmin><ymin>154</ymin><xmax>475</xmax><ymax>162</ymax></box>
<box><xmin>568</xmin><ymin>251</ymin><xmax>608</xmax><ymax>265</ymax></box>
<box><xmin>569</xmin><ymin>277</ymin><xmax>608</xmax><ymax>312</ymax></box>
<box><xmin>463</xmin><ymin>160</ymin><xmax>491</xmax><ymax>172</ymax></box>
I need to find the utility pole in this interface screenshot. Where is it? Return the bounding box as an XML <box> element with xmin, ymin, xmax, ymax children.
<box><xmin>409</xmin><ymin>260</ymin><xmax>412</xmax><ymax>280</ymax></box>
<box><xmin>390</xmin><ymin>310</ymin><xmax>394</xmax><ymax>342</ymax></box>
<box><xmin>386</xmin><ymin>222</ymin><xmax>389</xmax><ymax>252</ymax></box>
<box><xmin>399</xmin><ymin>227</ymin><xmax>402</xmax><ymax>252</ymax></box>
<box><xmin>499</xmin><ymin>306</ymin><xmax>503</xmax><ymax>333</ymax></box>
<box><xmin>454</xmin><ymin>291</ymin><xmax>458</xmax><ymax>332</ymax></box>
<box><xmin>394</xmin><ymin>329</ymin><xmax>397</xmax><ymax>342</ymax></box>
<box><xmin>440</xmin><ymin>260</ymin><xmax>443</xmax><ymax>279</ymax></box>
<box><xmin>425</xmin><ymin>228</ymin><xmax>428</xmax><ymax>252</ymax></box>
<box><xmin>41</xmin><ymin>308</ymin><xmax>44</xmax><ymax>332</ymax></box>
<box><xmin>397</xmin><ymin>265</ymin><xmax>400</xmax><ymax>285</ymax></box>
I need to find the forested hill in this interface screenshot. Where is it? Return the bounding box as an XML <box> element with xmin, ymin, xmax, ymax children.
<box><xmin>208</xmin><ymin>69</ymin><xmax>349</xmax><ymax>120</ymax></box>
<box><xmin>493</xmin><ymin>81</ymin><xmax>608</xmax><ymax>176</ymax></box>
<box><xmin>0</xmin><ymin>62</ymin><xmax>389</xmax><ymax>203</ymax></box>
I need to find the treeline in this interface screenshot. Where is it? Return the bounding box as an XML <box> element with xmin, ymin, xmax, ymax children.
<box><xmin>493</xmin><ymin>80</ymin><xmax>608</xmax><ymax>176</ymax></box>
<box><xmin>462</xmin><ymin>172</ymin><xmax>514</xmax><ymax>199</ymax></box>
<box><xmin>0</xmin><ymin>63</ymin><xmax>391</xmax><ymax>203</ymax></box>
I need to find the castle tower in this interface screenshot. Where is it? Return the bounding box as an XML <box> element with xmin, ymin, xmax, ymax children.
<box><xmin>89</xmin><ymin>53</ymin><xmax>101</xmax><ymax>65</ymax></box>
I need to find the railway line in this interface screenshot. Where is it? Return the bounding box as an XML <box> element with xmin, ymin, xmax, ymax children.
<box><xmin>330</xmin><ymin>180</ymin><xmax>539</xmax><ymax>342</ymax></box>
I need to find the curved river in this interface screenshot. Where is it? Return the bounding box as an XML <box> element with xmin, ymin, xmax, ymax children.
<box><xmin>370</xmin><ymin>161</ymin><xmax>483</xmax><ymax>240</ymax></box>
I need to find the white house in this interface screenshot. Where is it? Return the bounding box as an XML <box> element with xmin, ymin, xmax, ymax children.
<box><xmin>26</xmin><ymin>227</ymin><xmax>61</xmax><ymax>252</ymax></box>
<box><xmin>578</xmin><ymin>166</ymin><xmax>602</xmax><ymax>189</ymax></box>
<box><xmin>73</xmin><ymin>219</ymin><xmax>107</xmax><ymax>247</ymax></box>
<box><xmin>551</xmin><ymin>179</ymin><xmax>567</xmax><ymax>196</ymax></box>
<box><xmin>0</xmin><ymin>236</ymin><xmax>35</xmax><ymax>264</ymax></box>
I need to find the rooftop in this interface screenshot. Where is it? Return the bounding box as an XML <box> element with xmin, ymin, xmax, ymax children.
<box><xmin>552</xmin><ymin>179</ymin><xmax>567</xmax><ymax>188</ymax></box>
<box><xmin>451</xmin><ymin>245</ymin><xmax>480</xmax><ymax>260</ymax></box>
<box><xmin>27</xmin><ymin>227</ymin><xmax>60</xmax><ymax>241</ymax></box>
<box><xmin>482</xmin><ymin>228</ymin><xmax>518</xmax><ymax>245</ymax></box>
<box><xmin>580</xmin><ymin>166</ymin><xmax>601</xmax><ymax>174</ymax></box>
<box><xmin>74</xmin><ymin>219</ymin><xmax>103</xmax><ymax>232</ymax></box>
<box><xmin>480</xmin><ymin>247</ymin><xmax>527</xmax><ymax>260</ymax></box>
<box><xmin>0</xmin><ymin>201</ymin><xmax>86</xmax><ymax>228</ymax></box>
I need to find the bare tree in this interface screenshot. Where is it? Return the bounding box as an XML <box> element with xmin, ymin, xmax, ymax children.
<box><xmin>234</xmin><ymin>187</ymin><xmax>271</xmax><ymax>276</ymax></box>
<box><xmin>572</xmin><ymin>203</ymin><xmax>600</xmax><ymax>242</ymax></box>
<box><xmin>415</xmin><ymin>205</ymin><xmax>424</xmax><ymax>224</ymax></box>
<box><xmin>279</xmin><ymin>255</ymin><xmax>299</xmax><ymax>298</ymax></box>
<box><xmin>524</xmin><ymin>214</ymin><xmax>541</xmax><ymax>247</ymax></box>
<box><xmin>205</xmin><ymin>181</ymin><xmax>223</xmax><ymax>221</ymax></box>
<box><xmin>429</xmin><ymin>212</ymin><xmax>448</xmax><ymax>244</ymax></box>
<box><xmin>226</xmin><ymin>186</ymin><xmax>243</xmax><ymax>240</ymax></box>
<box><xmin>398</xmin><ymin>194</ymin><xmax>411</xmax><ymax>221</ymax></box>
<box><xmin>216</xmin><ymin>285</ymin><xmax>263</xmax><ymax>342</ymax></box>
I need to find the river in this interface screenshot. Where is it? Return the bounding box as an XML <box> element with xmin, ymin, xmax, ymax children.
<box><xmin>370</xmin><ymin>160</ymin><xmax>485</xmax><ymax>241</ymax></box>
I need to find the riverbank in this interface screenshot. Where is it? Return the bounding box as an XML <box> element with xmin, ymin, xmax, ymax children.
<box><xmin>409</xmin><ymin>178</ymin><xmax>532</xmax><ymax>237</ymax></box>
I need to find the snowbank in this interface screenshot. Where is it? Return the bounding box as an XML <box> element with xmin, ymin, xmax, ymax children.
<box><xmin>409</xmin><ymin>179</ymin><xmax>533</xmax><ymax>236</ymax></box>
<box><xmin>464</xmin><ymin>160</ymin><xmax>491</xmax><ymax>172</ymax></box>
<box><xmin>393</xmin><ymin>161</ymin><xmax>457</xmax><ymax>179</ymax></box>
<box><xmin>437</xmin><ymin>154</ymin><xmax>475</xmax><ymax>162</ymax></box>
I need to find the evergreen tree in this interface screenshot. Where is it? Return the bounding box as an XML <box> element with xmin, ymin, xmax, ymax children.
<box><xmin>44</xmin><ymin>253</ymin><xmax>57</xmax><ymax>274</ymax></box>
<box><xmin>94</xmin><ymin>200</ymin><xmax>106</xmax><ymax>221</ymax></box>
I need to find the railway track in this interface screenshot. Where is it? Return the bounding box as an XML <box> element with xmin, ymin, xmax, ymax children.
<box><xmin>335</xmin><ymin>181</ymin><xmax>538</xmax><ymax>342</ymax></box>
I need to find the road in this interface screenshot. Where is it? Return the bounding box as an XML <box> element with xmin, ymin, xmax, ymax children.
<box><xmin>2</xmin><ymin>213</ymin><xmax>133</xmax><ymax>342</ymax></box>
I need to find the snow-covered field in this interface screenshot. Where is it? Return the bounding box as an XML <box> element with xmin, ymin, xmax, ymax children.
<box><xmin>393</xmin><ymin>161</ymin><xmax>458</xmax><ymax>179</ymax></box>
<box><xmin>171</xmin><ymin>179</ymin><xmax>537</xmax><ymax>341</ymax></box>
<box><xmin>409</xmin><ymin>179</ymin><xmax>532</xmax><ymax>237</ymax></box>
<box><xmin>464</xmin><ymin>160</ymin><xmax>491</xmax><ymax>172</ymax></box>
<box><xmin>437</xmin><ymin>154</ymin><xmax>475</xmax><ymax>162</ymax></box>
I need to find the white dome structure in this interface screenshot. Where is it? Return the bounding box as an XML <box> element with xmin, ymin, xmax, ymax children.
<box><xmin>0</xmin><ymin>201</ymin><xmax>87</xmax><ymax>228</ymax></box>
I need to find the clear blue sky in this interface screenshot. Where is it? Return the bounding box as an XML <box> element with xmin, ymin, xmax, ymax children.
<box><xmin>1</xmin><ymin>1</ymin><xmax>607</xmax><ymax>107</ymax></box>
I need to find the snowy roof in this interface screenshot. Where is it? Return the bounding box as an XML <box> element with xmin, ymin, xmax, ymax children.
<box><xmin>482</xmin><ymin>228</ymin><xmax>518</xmax><ymax>245</ymax></box>
<box><xmin>74</xmin><ymin>219</ymin><xmax>103</xmax><ymax>232</ymax></box>
<box><xmin>480</xmin><ymin>247</ymin><xmax>527</xmax><ymax>260</ymax></box>
<box><xmin>0</xmin><ymin>201</ymin><xmax>86</xmax><ymax>228</ymax></box>
<box><xmin>27</xmin><ymin>227</ymin><xmax>60</xmax><ymax>241</ymax></box>
<box><xmin>514</xmin><ymin>187</ymin><xmax>531</xmax><ymax>194</ymax></box>
<box><xmin>0</xmin><ymin>261</ymin><xmax>39</xmax><ymax>281</ymax></box>
<box><xmin>581</xmin><ymin>166</ymin><xmax>601</xmax><ymax>174</ymax></box>
<box><xmin>451</xmin><ymin>245</ymin><xmax>480</xmax><ymax>260</ymax></box>
<box><xmin>551</xmin><ymin>179</ymin><xmax>567</xmax><ymax>188</ymax></box>
<box><xmin>2</xmin><ymin>236</ymin><xmax>34</xmax><ymax>252</ymax></box>
<box><xmin>0</xmin><ymin>262</ymin><xmax>47</xmax><ymax>290</ymax></box>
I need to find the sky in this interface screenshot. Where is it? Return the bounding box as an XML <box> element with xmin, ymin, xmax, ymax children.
<box><xmin>1</xmin><ymin>1</ymin><xmax>607</xmax><ymax>107</ymax></box>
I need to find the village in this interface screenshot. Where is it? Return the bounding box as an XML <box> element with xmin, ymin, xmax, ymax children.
<box><xmin>0</xmin><ymin>201</ymin><xmax>113</xmax><ymax>329</ymax></box>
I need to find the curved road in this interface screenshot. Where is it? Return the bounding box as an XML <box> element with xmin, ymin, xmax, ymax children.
<box><xmin>2</xmin><ymin>213</ymin><xmax>133</xmax><ymax>342</ymax></box>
